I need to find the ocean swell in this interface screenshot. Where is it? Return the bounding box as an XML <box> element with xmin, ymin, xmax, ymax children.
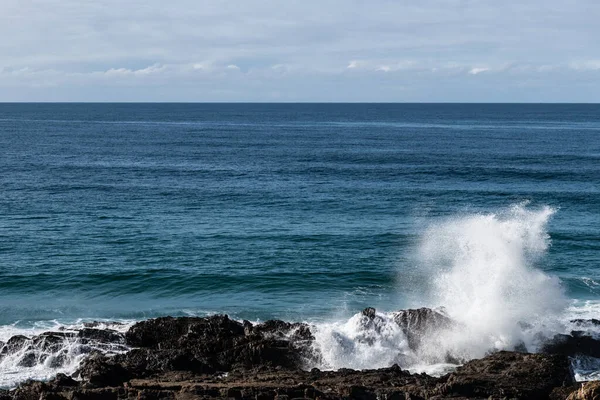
<box><xmin>1</xmin><ymin>204</ymin><xmax>600</xmax><ymax>388</ymax></box>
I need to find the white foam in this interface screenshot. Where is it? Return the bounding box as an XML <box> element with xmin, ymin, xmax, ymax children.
<box><xmin>408</xmin><ymin>362</ymin><xmax>458</xmax><ymax>377</ymax></box>
<box><xmin>565</xmin><ymin>300</ymin><xmax>600</xmax><ymax>322</ymax></box>
<box><xmin>1</xmin><ymin>204</ymin><xmax>599</xmax><ymax>385</ymax></box>
<box><xmin>309</xmin><ymin>204</ymin><xmax>600</xmax><ymax>380</ymax></box>
<box><xmin>572</xmin><ymin>356</ymin><xmax>600</xmax><ymax>381</ymax></box>
<box><xmin>310</xmin><ymin>311</ymin><xmax>412</xmax><ymax>370</ymax></box>
<box><xmin>0</xmin><ymin>319</ymin><xmax>134</xmax><ymax>389</ymax></box>
<box><xmin>0</xmin><ymin>337</ymin><xmax>89</xmax><ymax>388</ymax></box>
<box><xmin>0</xmin><ymin>319</ymin><xmax>134</xmax><ymax>342</ymax></box>
<box><xmin>417</xmin><ymin>203</ymin><xmax>567</xmax><ymax>359</ymax></box>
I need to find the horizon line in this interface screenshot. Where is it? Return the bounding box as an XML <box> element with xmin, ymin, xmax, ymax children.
<box><xmin>1</xmin><ymin>101</ymin><xmax>599</xmax><ymax>105</ymax></box>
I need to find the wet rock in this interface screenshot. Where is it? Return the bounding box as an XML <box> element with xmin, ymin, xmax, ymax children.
<box><xmin>248</xmin><ymin>319</ymin><xmax>314</xmax><ymax>342</ymax></box>
<box><xmin>541</xmin><ymin>333</ymin><xmax>600</xmax><ymax>358</ymax></box>
<box><xmin>76</xmin><ymin>353</ymin><xmax>130</xmax><ymax>387</ymax></box>
<box><xmin>124</xmin><ymin>315</ymin><xmax>313</xmax><ymax>372</ymax></box>
<box><xmin>4</xmin><ymin>313</ymin><xmax>580</xmax><ymax>400</ymax></box>
<box><xmin>10</xmin><ymin>381</ymin><xmax>47</xmax><ymax>400</ymax></box>
<box><xmin>11</xmin><ymin>349</ymin><xmax>576</xmax><ymax>399</ymax></box>
<box><xmin>83</xmin><ymin>321</ymin><xmax>125</xmax><ymax>329</ymax></box>
<box><xmin>571</xmin><ymin>319</ymin><xmax>600</xmax><ymax>327</ymax></box>
<box><xmin>16</xmin><ymin>351</ymin><xmax>38</xmax><ymax>368</ymax></box>
<box><xmin>362</xmin><ymin>307</ymin><xmax>377</xmax><ymax>319</ymax></box>
<box><xmin>434</xmin><ymin>351</ymin><xmax>573</xmax><ymax>399</ymax></box>
<box><xmin>34</xmin><ymin>333</ymin><xmax>74</xmax><ymax>353</ymax></box>
<box><xmin>551</xmin><ymin>384</ymin><xmax>581</xmax><ymax>400</ymax></box>
<box><xmin>1</xmin><ymin>335</ymin><xmax>29</xmax><ymax>356</ymax></box>
<box><xmin>50</xmin><ymin>373</ymin><xmax>78</xmax><ymax>387</ymax></box>
<box><xmin>393</xmin><ymin>307</ymin><xmax>455</xmax><ymax>350</ymax></box>
<box><xmin>115</xmin><ymin>348</ymin><xmax>215</xmax><ymax>377</ymax></box>
<box><xmin>78</xmin><ymin>328</ymin><xmax>125</xmax><ymax>344</ymax></box>
<box><xmin>125</xmin><ymin>315</ymin><xmax>244</xmax><ymax>349</ymax></box>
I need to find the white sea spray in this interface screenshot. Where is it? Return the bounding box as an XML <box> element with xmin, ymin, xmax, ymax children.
<box><xmin>309</xmin><ymin>204</ymin><xmax>600</xmax><ymax>379</ymax></box>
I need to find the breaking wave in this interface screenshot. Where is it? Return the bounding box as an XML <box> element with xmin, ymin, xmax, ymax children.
<box><xmin>310</xmin><ymin>204</ymin><xmax>598</xmax><ymax>378</ymax></box>
<box><xmin>1</xmin><ymin>204</ymin><xmax>599</xmax><ymax>387</ymax></box>
<box><xmin>0</xmin><ymin>320</ymin><xmax>132</xmax><ymax>388</ymax></box>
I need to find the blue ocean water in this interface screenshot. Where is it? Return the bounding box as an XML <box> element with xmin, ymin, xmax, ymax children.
<box><xmin>0</xmin><ymin>103</ymin><xmax>599</xmax><ymax>329</ymax></box>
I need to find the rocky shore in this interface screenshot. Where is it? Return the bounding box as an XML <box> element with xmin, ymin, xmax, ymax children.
<box><xmin>2</xmin><ymin>308</ymin><xmax>600</xmax><ymax>399</ymax></box>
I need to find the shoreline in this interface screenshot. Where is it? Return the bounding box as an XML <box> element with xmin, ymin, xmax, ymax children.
<box><xmin>1</xmin><ymin>308</ymin><xmax>600</xmax><ymax>399</ymax></box>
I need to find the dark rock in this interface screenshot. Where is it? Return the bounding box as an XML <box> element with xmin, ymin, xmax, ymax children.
<box><xmin>123</xmin><ymin>315</ymin><xmax>313</xmax><ymax>372</ymax></box>
<box><xmin>78</xmin><ymin>328</ymin><xmax>125</xmax><ymax>344</ymax></box>
<box><xmin>571</xmin><ymin>319</ymin><xmax>600</xmax><ymax>327</ymax></box>
<box><xmin>245</xmin><ymin>319</ymin><xmax>314</xmax><ymax>342</ymax></box>
<box><xmin>4</xmin><ymin>313</ymin><xmax>580</xmax><ymax>400</ymax></box>
<box><xmin>393</xmin><ymin>308</ymin><xmax>455</xmax><ymax>350</ymax></box>
<box><xmin>33</xmin><ymin>333</ymin><xmax>74</xmax><ymax>353</ymax></box>
<box><xmin>83</xmin><ymin>321</ymin><xmax>125</xmax><ymax>329</ymax></box>
<box><xmin>1</xmin><ymin>335</ymin><xmax>28</xmax><ymax>356</ymax></box>
<box><xmin>10</xmin><ymin>349</ymin><xmax>576</xmax><ymax>400</ymax></box>
<box><xmin>551</xmin><ymin>384</ymin><xmax>581</xmax><ymax>400</ymax></box>
<box><xmin>50</xmin><ymin>373</ymin><xmax>78</xmax><ymax>387</ymax></box>
<box><xmin>76</xmin><ymin>353</ymin><xmax>130</xmax><ymax>387</ymax></box>
<box><xmin>243</xmin><ymin>320</ymin><xmax>253</xmax><ymax>335</ymax></box>
<box><xmin>434</xmin><ymin>351</ymin><xmax>573</xmax><ymax>399</ymax></box>
<box><xmin>346</xmin><ymin>385</ymin><xmax>376</xmax><ymax>400</ymax></box>
<box><xmin>16</xmin><ymin>352</ymin><xmax>37</xmax><ymax>368</ymax></box>
<box><xmin>541</xmin><ymin>333</ymin><xmax>600</xmax><ymax>358</ymax></box>
<box><xmin>10</xmin><ymin>382</ymin><xmax>45</xmax><ymax>400</ymax></box>
<box><xmin>125</xmin><ymin>315</ymin><xmax>245</xmax><ymax>349</ymax></box>
<box><xmin>115</xmin><ymin>348</ymin><xmax>215</xmax><ymax>376</ymax></box>
<box><xmin>362</xmin><ymin>307</ymin><xmax>377</xmax><ymax>319</ymax></box>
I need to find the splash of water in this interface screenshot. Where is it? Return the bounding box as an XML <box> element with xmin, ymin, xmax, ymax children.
<box><xmin>310</xmin><ymin>311</ymin><xmax>411</xmax><ymax>370</ymax></box>
<box><xmin>418</xmin><ymin>204</ymin><xmax>567</xmax><ymax>360</ymax></box>
<box><xmin>0</xmin><ymin>320</ymin><xmax>132</xmax><ymax>389</ymax></box>
<box><xmin>3</xmin><ymin>204</ymin><xmax>597</xmax><ymax>385</ymax></box>
<box><xmin>311</xmin><ymin>204</ymin><xmax>571</xmax><ymax>373</ymax></box>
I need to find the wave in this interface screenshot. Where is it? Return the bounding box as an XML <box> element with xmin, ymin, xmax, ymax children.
<box><xmin>1</xmin><ymin>203</ymin><xmax>599</xmax><ymax>387</ymax></box>
<box><xmin>0</xmin><ymin>320</ymin><xmax>133</xmax><ymax>388</ymax></box>
<box><xmin>419</xmin><ymin>203</ymin><xmax>566</xmax><ymax>356</ymax></box>
<box><xmin>308</xmin><ymin>204</ymin><xmax>598</xmax><ymax>377</ymax></box>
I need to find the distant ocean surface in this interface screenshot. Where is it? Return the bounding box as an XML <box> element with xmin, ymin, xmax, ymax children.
<box><xmin>1</xmin><ymin>103</ymin><xmax>599</xmax><ymax>384</ymax></box>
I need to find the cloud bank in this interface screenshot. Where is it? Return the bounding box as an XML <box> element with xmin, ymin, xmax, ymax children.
<box><xmin>0</xmin><ymin>0</ymin><xmax>598</xmax><ymax>101</ymax></box>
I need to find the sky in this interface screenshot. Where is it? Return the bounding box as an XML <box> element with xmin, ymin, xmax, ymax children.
<box><xmin>1</xmin><ymin>0</ymin><xmax>599</xmax><ymax>102</ymax></box>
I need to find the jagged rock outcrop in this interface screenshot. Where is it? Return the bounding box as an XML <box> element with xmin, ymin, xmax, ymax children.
<box><xmin>2</xmin><ymin>311</ymin><xmax>596</xmax><ymax>399</ymax></box>
<box><xmin>392</xmin><ymin>307</ymin><xmax>454</xmax><ymax>350</ymax></box>
<box><xmin>76</xmin><ymin>314</ymin><xmax>315</xmax><ymax>387</ymax></box>
<box><xmin>435</xmin><ymin>351</ymin><xmax>574</xmax><ymax>399</ymax></box>
<box><xmin>541</xmin><ymin>333</ymin><xmax>600</xmax><ymax>359</ymax></box>
<box><xmin>7</xmin><ymin>351</ymin><xmax>577</xmax><ymax>399</ymax></box>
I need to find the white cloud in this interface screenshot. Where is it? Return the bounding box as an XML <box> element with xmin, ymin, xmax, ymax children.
<box><xmin>468</xmin><ymin>67</ymin><xmax>490</xmax><ymax>75</ymax></box>
<box><xmin>376</xmin><ymin>61</ymin><xmax>418</xmax><ymax>72</ymax></box>
<box><xmin>569</xmin><ymin>60</ymin><xmax>600</xmax><ymax>71</ymax></box>
<box><xmin>192</xmin><ymin>63</ymin><xmax>211</xmax><ymax>71</ymax></box>
<box><xmin>348</xmin><ymin>60</ymin><xmax>418</xmax><ymax>72</ymax></box>
<box><xmin>0</xmin><ymin>0</ymin><xmax>599</xmax><ymax>100</ymax></box>
<box><xmin>99</xmin><ymin>64</ymin><xmax>171</xmax><ymax>79</ymax></box>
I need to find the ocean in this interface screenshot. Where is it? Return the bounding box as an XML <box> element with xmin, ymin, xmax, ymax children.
<box><xmin>0</xmin><ymin>103</ymin><xmax>599</xmax><ymax>386</ymax></box>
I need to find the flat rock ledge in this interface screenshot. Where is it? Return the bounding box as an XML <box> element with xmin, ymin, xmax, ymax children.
<box><xmin>1</xmin><ymin>310</ymin><xmax>596</xmax><ymax>399</ymax></box>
